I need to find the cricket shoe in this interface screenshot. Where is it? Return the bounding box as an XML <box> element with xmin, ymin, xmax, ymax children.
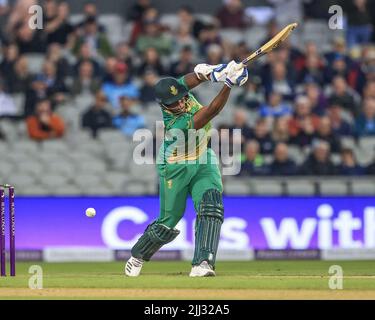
<box><xmin>189</xmin><ymin>261</ymin><xmax>216</xmax><ymax>277</ymax></box>
<box><xmin>125</xmin><ymin>256</ymin><xmax>144</xmax><ymax>277</ymax></box>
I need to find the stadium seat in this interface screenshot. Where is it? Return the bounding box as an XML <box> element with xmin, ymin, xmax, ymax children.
<box><xmin>359</xmin><ymin>137</ymin><xmax>375</xmax><ymax>152</ymax></box>
<box><xmin>12</xmin><ymin>94</ymin><xmax>25</xmax><ymax>117</ymax></box>
<box><xmin>319</xmin><ymin>179</ymin><xmax>348</xmax><ymax>195</ymax></box>
<box><xmin>351</xmin><ymin>180</ymin><xmax>375</xmax><ymax>196</ymax></box>
<box><xmin>84</xmin><ymin>185</ymin><xmax>116</xmax><ymax>196</ymax></box>
<box><xmin>42</xmin><ymin>174</ymin><xmax>70</xmax><ymax>189</ymax></box>
<box><xmin>42</xmin><ymin>140</ymin><xmax>70</xmax><ymax>153</ymax></box>
<box><xmin>25</xmin><ymin>54</ymin><xmax>45</xmax><ymax>74</ymax></box>
<box><xmin>250</xmin><ymin>179</ymin><xmax>283</xmax><ymax>195</ymax></box>
<box><xmin>37</xmin><ymin>151</ymin><xmax>66</xmax><ymax>163</ymax></box>
<box><xmin>7</xmin><ymin>174</ymin><xmax>36</xmax><ymax>189</ymax></box>
<box><xmin>286</xmin><ymin>180</ymin><xmax>316</xmax><ymax>195</ymax></box>
<box><xmin>245</xmin><ymin>26</ymin><xmax>267</xmax><ymax>48</ymax></box>
<box><xmin>73</xmin><ymin>174</ymin><xmax>102</xmax><ymax>190</ymax></box>
<box><xmin>104</xmin><ymin>171</ymin><xmax>132</xmax><ymax>193</ymax></box>
<box><xmin>52</xmin><ymin>185</ymin><xmax>83</xmax><ymax>196</ymax></box>
<box><xmin>122</xmin><ymin>182</ymin><xmax>148</xmax><ymax>195</ymax></box>
<box><xmin>98</xmin><ymin>129</ymin><xmax>128</xmax><ymax>143</ymax></box>
<box><xmin>15</xmin><ymin>160</ymin><xmax>44</xmax><ymax>177</ymax></box>
<box><xmin>18</xmin><ymin>185</ymin><xmax>48</xmax><ymax>196</ymax></box>
<box><xmin>0</xmin><ymin>162</ymin><xmax>13</xmax><ymax>181</ymax></box>
<box><xmin>45</xmin><ymin>161</ymin><xmax>76</xmax><ymax>178</ymax></box>
<box><xmin>340</xmin><ymin>137</ymin><xmax>356</xmax><ymax>150</ymax></box>
<box><xmin>98</xmin><ymin>14</ymin><xmax>124</xmax><ymax>45</ymax></box>
<box><xmin>11</xmin><ymin>140</ymin><xmax>40</xmax><ymax>153</ymax></box>
<box><xmin>77</xmin><ymin>160</ymin><xmax>107</xmax><ymax>174</ymax></box>
<box><xmin>160</xmin><ymin>14</ymin><xmax>180</xmax><ymax>30</ymax></box>
<box><xmin>223</xmin><ymin>178</ymin><xmax>251</xmax><ymax>195</ymax></box>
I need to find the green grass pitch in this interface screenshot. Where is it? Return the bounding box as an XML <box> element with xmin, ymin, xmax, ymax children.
<box><xmin>0</xmin><ymin>261</ymin><xmax>375</xmax><ymax>299</ymax></box>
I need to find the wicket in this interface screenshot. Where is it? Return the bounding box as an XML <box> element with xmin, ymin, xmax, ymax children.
<box><xmin>0</xmin><ymin>184</ymin><xmax>15</xmax><ymax>277</ymax></box>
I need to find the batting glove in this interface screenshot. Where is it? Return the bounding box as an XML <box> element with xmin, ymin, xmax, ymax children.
<box><xmin>194</xmin><ymin>63</ymin><xmax>228</xmax><ymax>82</ymax></box>
<box><xmin>224</xmin><ymin>61</ymin><xmax>249</xmax><ymax>88</ymax></box>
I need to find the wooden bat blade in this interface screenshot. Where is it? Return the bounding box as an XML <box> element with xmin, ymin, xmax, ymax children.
<box><xmin>242</xmin><ymin>22</ymin><xmax>298</xmax><ymax>65</ymax></box>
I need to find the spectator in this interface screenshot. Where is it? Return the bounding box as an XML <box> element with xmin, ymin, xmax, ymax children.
<box><xmin>343</xmin><ymin>0</ymin><xmax>373</xmax><ymax>48</ymax></box>
<box><xmin>73</xmin><ymin>16</ymin><xmax>113</xmax><ymax>59</ymax></box>
<box><xmin>43</xmin><ymin>1</ymin><xmax>74</xmax><ymax>46</ymax></box>
<box><xmin>289</xmin><ymin>96</ymin><xmax>320</xmax><ymax>147</ymax></box>
<box><xmin>26</xmin><ymin>99</ymin><xmax>65</xmax><ymax>141</ymax></box>
<box><xmin>239</xmin><ymin>140</ymin><xmax>269</xmax><ymax>176</ymax></box>
<box><xmin>24</xmin><ymin>61</ymin><xmax>68</xmax><ymax>117</ymax></box>
<box><xmin>272</xmin><ymin>117</ymin><xmax>290</xmax><ymax>144</ymax></box>
<box><xmin>76</xmin><ymin>1</ymin><xmax>106</xmax><ymax>33</ymax></box>
<box><xmin>367</xmin><ymin>157</ymin><xmax>375</xmax><ymax>175</ymax></box>
<box><xmin>177</xmin><ymin>5</ymin><xmax>206</xmax><ymax>39</ymax></box>
<box><xmin>140</xmin><ymin>70</ymin><xmax>158</xmax><ymax>104</ymax></box>
<box><xmin>355</xmin><ymin>99</ymin><xmax>375</xmax><ymax>136</ymax></box>
<box><xmin>74</xmin><ymin>43</ymin><xmax>102</xmax><ymax>78</ymax></box>
<box><xmin>298</xmin><ymin>54</ymin><xmax>325</xmax><ymax>85</ymax></box>
<box><xmin>206</xmin><ymin>44</ymin><xmax>224</xmax><ymax>65</ymax></box>
<box><xmin>229</xmin><ymin>108</ymin><xmax>252</xmax><ymax>143</ymax></box>
<box><xmin>327</xmin><ymin>104</ymin><xmax>353</xmax><ymax>136</ymax></box>
<box><xmin>113</xmin><ymin>95</ymin><xmax>145</xmax><ymax>137</ymax></box>
<box><xmin>259</xmin><ymin>91</ymin><xmax>292</xmax><ymax>121</ymax></box>
<box><xmin>46</xmin><ymin>43</ymin><xmax>71</xmax><ymax>80</ymax></box>
<box><xmin>102</xmin><ymin>62</ymin><xmax>139</xmax><ymax>110</ymax></box>
<box><xmin>135</xmin><ymin>19</ymin><xmax>172</xmax><ymax>56</ymax></box>
<box><xmin>138</xmin><ymin>47</ymin><xmax>165</xmax><ymax>76</ymax></box>
<box><xmin>250</xmin><ymin>118</ymin><xmax>274</xmax><ymax>154</ymax></box>
<box><xmin>169</xmin><ymin>46</ymin><xmax>194</xmax><ymax>78</ymax></box>
<box><xmin>14</xmin><ymin>22</ymin><xmax>46</xmax><ymax>54</ymax></box>
<box><xmin>5</xmin><ymin>0</ymin><xmax>37</xmax><ymax>35</ymax></box>
<box><xmin>71</xmin><ymin>60</ymin><xmax>101</xmax><ymax>96</ymax></box>
<box><xmin>6</xmin><ymin>55</ymin><xmax>32</xmax><ymax>93</ymax></box>
<box><xmin>337</xmin><ymin>148</ymin><xmax>364</xmax><ymax>175</ymax></box>
<box><xmin>115</xmin><ymin>42</ymin><xmax>134</xmax><ymax>76</ymax></box>
<box><xmin>198</xmin><ymin>24</ymin><xmax>225</xmax><ymax>58</ymax></box>
<box><xmin>313</xmin><ymin>116</ymin><xmax>341</xmax><ymax>153</ymax></box>
<box><xmin>304</xmin><ymin>82</ymin><xmax>328</xmax><ymax>116</ymax></box>
<box><xmin>216</xmin><ymin>0</ymin><xmax>246</xmax><ymax>29</ymax></box>
<box><xmin>324</xmin><ymin>54</ymin><xmax>350</xmax><ymax>85</ymax></box>
<box><xmin>328</xmin><ymin>76</ymin><xmax>360</xmax><ymax>116</ymax></box>
<box><xmin>269</xmin><ymin>143</ymin><xmax>297</xmax><ymax>176</ymax></box>
<box><xmin>0</xmin><ymin>43</ymin><xmax>19</xmax><ymax>79</ymax></box>
<box><xmin>82</xmin><ymin>91</ymin><xmax>112</xmax><ymax>138</ymax></box>
<box><xmin>0</xmin><ymin>80</ymin><xmax>17</xmax><ymax>117</ymax></box>
<box><xmin>299</xmin><ymin>141</ymin><xmax>336</xmax><ymax>175</ymax></box>
<box><xmin>363</xmin><ymin>80</ymin><xmax>375</xmax><ymax>100</ymax></box>
<box><xmin>127</xmin><ymin>0</ymin><xmax>152</xmax><ymax>22</ymax></box>
<box><xmin>264</xmin><ymin>61</ymin><xmax>295</xmax><ymax>101</ymax></box>
<box><xmin>236</xmin><ymin>77</ymin><xmax>265</xmax><ymax>110</ymax></box>
<box><xmin>173</xmin><ymin>24</ymin><xmax>198</xmax><ymax>55</ymax></box>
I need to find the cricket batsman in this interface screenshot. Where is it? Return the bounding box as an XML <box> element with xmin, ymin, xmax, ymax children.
<box><xmin>125</xmin><ymin>61</ymin><xmax>248</xmax><ymax>277</ymax></box>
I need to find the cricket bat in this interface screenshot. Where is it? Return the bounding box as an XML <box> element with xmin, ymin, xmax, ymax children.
<box><xmin>241</xmin><ymin>22</ymin><xmax>298</xmax><ymax>66</ymax></box>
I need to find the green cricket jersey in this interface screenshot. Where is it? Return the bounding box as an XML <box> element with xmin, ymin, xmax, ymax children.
<box><xmin>158</xmin><ymin>77</ymin><xmax>212</xmax><ymax>165</ymax></box>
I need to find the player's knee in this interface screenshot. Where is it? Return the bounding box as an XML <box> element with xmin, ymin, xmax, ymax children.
<box><xmin>147</xmin><ymin>222</ymin><xmax>180</xmax><ymax>243</ymax></box>
<box><xmin>199</xmin><ymin>189</ymin><xmax>224</xmax><ymax>221</ymax></box>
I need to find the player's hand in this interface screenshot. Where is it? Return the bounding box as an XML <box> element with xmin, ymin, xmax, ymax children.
<box><xmin>194</xmin><ymin>63</ymin><xmax>227</xmax><ymax>82</ymax></box>
<box><xmin>224</xmin><ymin>61</ymin><xmax>248</xmax><ymax>88</ymax></box>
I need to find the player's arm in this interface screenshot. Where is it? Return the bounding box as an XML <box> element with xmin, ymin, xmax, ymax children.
<box><xmin>193</xmin><ymin>85</ymin><xmax>231</xmax><ymax>130</ymax></box>
<box><xmin>193</xmin><ymin>61</ymin><xmax>249</xmax><ymax>130</ymax></box>
<box><xmin>182</xmin><ymin>72</ymin><xmax>206</xmax><ymax>90</ymax></box>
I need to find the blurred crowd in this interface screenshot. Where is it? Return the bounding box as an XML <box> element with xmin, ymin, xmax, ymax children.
<box><xmin>0</xmin><ymin>0</ymin><xmax>375</xmax><ymax>177</ymax></box>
